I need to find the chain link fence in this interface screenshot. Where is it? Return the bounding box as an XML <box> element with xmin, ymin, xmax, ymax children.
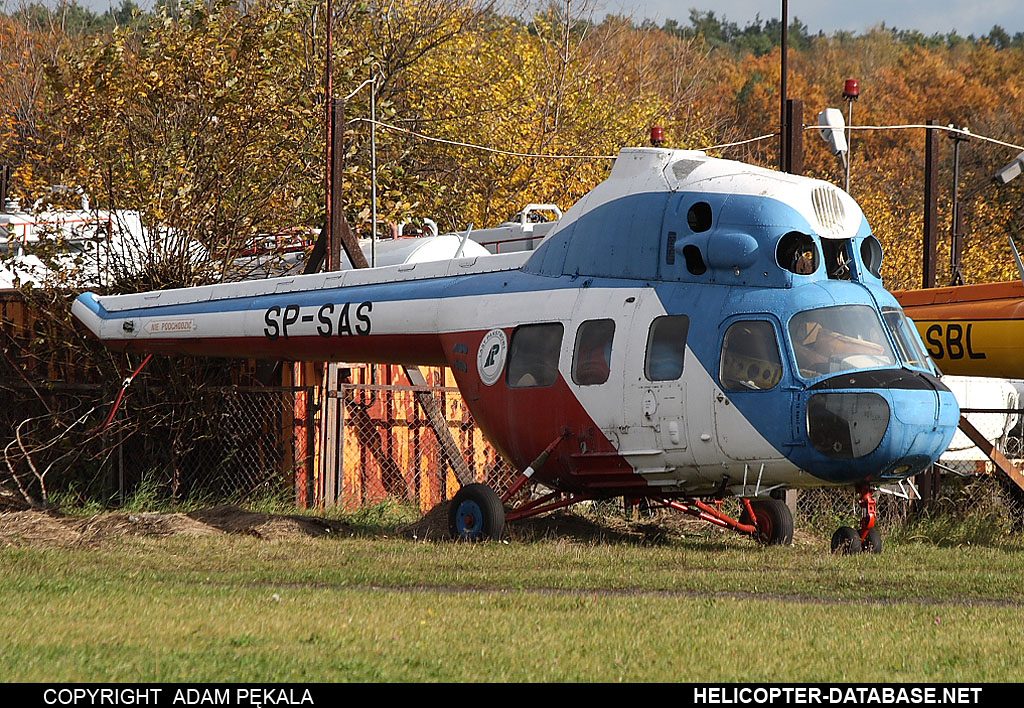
<box><xmin>1</xmin><ymin>365</ymin><xmax>514</xmax><ymax>512</ymax></box>
<box><xmin>114</xmin><ymin>385</ymin><xmax>307</xmax><ymax>501</ymax></box>
<box><xmin>4</xmin><ymin>358</ymin><xmax>1024</xmax><ymax>529</ymax></box>
<box><xmin>0</xmin><ymin>380</ymin><xmax>308</xmax><ymax>506</ymax></box>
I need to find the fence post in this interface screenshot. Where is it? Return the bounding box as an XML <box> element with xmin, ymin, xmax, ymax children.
<box><xmin>320</xmin><ymin>363</ymin><xmax>342</xmax><ymax>505</ymax></box>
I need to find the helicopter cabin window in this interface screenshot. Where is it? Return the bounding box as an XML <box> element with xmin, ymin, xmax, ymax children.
<box><xmin>507</xmin><ymin>323</ymin><xmax>564</xmax><ymax>388</ymax></box>
<box><xmin>645</xmin><ymin>315</ymin><xmax>690</xmax><ymax>381</ymax></box>
<box><xmin>720</xmin><ymin>320</ymin><xmax>783</xmax><ymax>391</ymax></box>
<box><xmin>820</xmin><ymin>238</ymin><xmax>853</xmax><ymax>280</ymax></box>
<box><xmin>572</xmin><ymin>319</ymin><xmax>614</xmax><ymax>385</ymax></box>
<box><xmin>860</xmin><ymin>235</ymin><xmax>883</xmax><ymax>278</ymax></box>
<box><xmin>789</xmin><ymin>305</ymin><xmax>897</xmax><ymax>378</ymax></box>
<box><xmin>687</xmin><ymin>202</ymin><xmax>713</xmax><ymax>233</ymax></box>
<box><xmin>776</xmin><ymin>231</ymin><xmax>818</xmax><ymax>275</ymax></box>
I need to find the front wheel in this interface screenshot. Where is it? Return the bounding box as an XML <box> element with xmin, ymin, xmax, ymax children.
<box><xmin>749</xmin><ymin>498</ymin><xmax>794</xmax><ymax>546</ymax></box>
<box><xmin>448</xmin><ymin>483</ymin><xmax>505</xmax><ymax>541</ymax></box>
<box><xmin>862</xmin><ymin>527</ymin><xmax>883</xmax><ymax>554</ymax></box>
<box><xmin>831</xmin><ymin>526</ymin><xmax>862</xmax><ymax>555</ymax></box>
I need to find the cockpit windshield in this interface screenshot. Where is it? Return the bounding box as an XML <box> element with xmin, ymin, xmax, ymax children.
<box><xmin>881</xmin><ymin>306</ymin><xmax>936</xmax><ymax>373</ymax></box>
<box><xmin>789</xmin><ymin>305</ymin><xmax>897</xmax><ymax>378</ymax></box>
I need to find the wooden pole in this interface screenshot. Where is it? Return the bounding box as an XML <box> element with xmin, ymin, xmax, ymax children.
<box><xmin>918</xmin><ymin>120</ymin><xmax>940</xmax><ymax>509</ymax></box>
<box><xmin>329</xmin><ymin>98</ymin><xmax>345</xmax><ymax>271</ymax></box>
<box><xmin>784</xmin><ymin>98</ymin><xmax>803</xmax><ymax>175</ymax></box>
<box><xmin>324</xmin><ymin>0</ymin><xmax>333</xmax><ymax>266</ymax></box>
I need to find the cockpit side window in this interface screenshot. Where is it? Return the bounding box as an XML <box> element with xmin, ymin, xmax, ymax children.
<box><xmin>507</xmin><ymin>323</ymin><xmax>564</xmax><ymax>388</ymax></box>
<box><xmin>820</xmin><ymin>238</ymin><xmax>853</xmax><ymax>280</ymax></box>
<box><xmin>881</xmin><ymin>307</ymin><xmax>935</xmax><ymax>373</ymax></box>
<box><xmin>720</xmin><ymin>320</ymin><xmax>783</xmax><ymax>390</ymax></box>
<box><xmin>861</xmin><ymin>235</ymin><xmax>884</xmax><ymax>278</ymax></box>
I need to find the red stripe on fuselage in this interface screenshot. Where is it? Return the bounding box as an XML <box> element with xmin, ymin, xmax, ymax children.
<box><xmin>97</xmin><ymin>332</ymin><xmax>448</xmax><ymax>366</ymax></box>
<box><xmin>105</xmin><ymin>326</ymin><xmax>645</xmax><ymax>495</ymax></box>
<box><xmin>440</xmin><ymin>330</ymin><xmax>642</xmax><ymax>494</ymax></box>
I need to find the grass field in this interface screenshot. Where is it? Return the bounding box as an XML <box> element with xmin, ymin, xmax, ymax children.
<box><xmin>3</xmin><ymin>506</ymin><xmax>1024</xmax><ymax>683</ymax></box>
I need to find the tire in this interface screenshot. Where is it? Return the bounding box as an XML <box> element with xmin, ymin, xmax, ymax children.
<box><xmin>862</xmin><ymin>527</ymin><xmax>883</xmax><ymax>554</ymax></box>
<box><xmin>448</xmin><ymin>483</ymin><xmax>505</xmax><ymax>541</ymax></box>
<box><xmin>749</xmin><ymin>498</ymin><xmax>794</xmax><ymax>546</ymax></box>
<box><xmin>831</xmin><ymin>526</ymin><xmax>862</xmax><ymax>555</ymax></box>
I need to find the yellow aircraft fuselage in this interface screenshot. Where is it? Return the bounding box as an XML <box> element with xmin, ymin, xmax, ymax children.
<box><xmin>895</xmin><ymin>281</ymin><xmax>1024</xmax><ymax>379</ymax></box>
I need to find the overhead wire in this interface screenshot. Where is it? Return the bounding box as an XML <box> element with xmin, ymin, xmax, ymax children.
<box><xmin>839</xmin><ymin>124</ymin><xmax>1024</xmax><ymax>152</ymax></box>
<box><xmin>698</xmin><ymin>133</ymin><xmax>777</xmax><ymax>152</ymax></box>
<box><xmin>347</xmin><ymin>117</ymin><xmax>1024</xmax><ymax>160</ymax></box>
<box><xmin>347</xmin><ymin>118</ymin><xmax>617</xmax><ymax>160</ymax></box>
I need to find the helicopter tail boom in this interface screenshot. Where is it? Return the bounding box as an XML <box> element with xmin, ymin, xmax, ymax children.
<box><xmin>70</xmin><ymin>252</ymin><xmax>531</xmax><ymax>364</ymax></box>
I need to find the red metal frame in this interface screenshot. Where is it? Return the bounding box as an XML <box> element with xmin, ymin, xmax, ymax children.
<box><xmin>500</xmin><ymin>483</ymin><xmax>762</xmax><ymax>538</ymax></box>
<box><xmin>660</xmin><ymin>498</ymin><xmax>759</xmax><ymax>536</ymax></box>
<box><xmin>505</xmin><ymin>491</ymin><xmax>596</xmax><ymax>522</ymax></box>
<box><xmin>500</xmin><ymin>433</ymin><xmax>568</xmax><ymax>505</ymax></box>
<box><xmin>498</xmin><ymin>475</ymin><xmax>878</xmax><ymax>546</ymax></box>
<box><xmin>857</xmin><ymin>485</ymin><xmax>877</xmax><ymax>542</ymax></box>
<box><xmin>495</xmin><ymin>442</ymin><xmax>770</xmax><ymax>539</ymax></box>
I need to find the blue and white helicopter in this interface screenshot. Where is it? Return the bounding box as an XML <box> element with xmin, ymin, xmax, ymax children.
<box><xmin>72</xmin><ymin>147</ymin><xmax>960</xmax><ymax>553</ymax></box>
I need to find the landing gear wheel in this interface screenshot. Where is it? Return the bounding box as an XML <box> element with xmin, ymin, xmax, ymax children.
<box><xmin>448</xmin><ymin>483</ymin><xmax>505</xmax><ymax>541</ymax></box>
<box><xmin>749</xmin><ymin>499</ymin><xmax>794</xmax><ymax>546</ymax></box>
<box><xmin>861</xmin><ymin>527</ymin><xmax>883</xmax><ymax>554</ymax></box>
<box><xmin>831</xmin><ymin>526</ymin><xmax>862</xmax><ymax>555</ymax></box>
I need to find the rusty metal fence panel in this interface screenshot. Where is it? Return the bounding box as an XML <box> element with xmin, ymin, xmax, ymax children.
<box><xmin>313</xmin><ymin>380</ymin><xmax>514</xmax><ymax>511</ymax></box>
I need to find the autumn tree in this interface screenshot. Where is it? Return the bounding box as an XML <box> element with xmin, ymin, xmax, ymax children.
<box><xmin>705</xmin><ymin>27</ymin><xmax>1024</xmax><ymax>290</ymax></box>
<box><xmin>339</xmin><ymin>0</ymin><xmax>726</xmax><ymax>233</ymax></box>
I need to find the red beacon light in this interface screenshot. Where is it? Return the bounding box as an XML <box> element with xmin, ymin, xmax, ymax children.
<box><xmin>650</xmin><ymin>125</ymin><xmax>665</xmax><ymax>147</ymax></box>
<box><xmin>843</xmin><ymin>78</ymin><xmax>860</xmax><ymax>101</ymax></box>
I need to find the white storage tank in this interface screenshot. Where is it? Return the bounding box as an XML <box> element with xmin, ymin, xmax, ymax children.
<box><xmin>343</xmin><ymin>233</ymin><xmax>490</xmax><ymax>269</ymax></box>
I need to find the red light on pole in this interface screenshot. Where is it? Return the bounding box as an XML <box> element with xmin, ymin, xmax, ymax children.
<box><xmin>842</xmin><ymin>79</ymin><xmax>860</xmax><ymax>193</ymax></box>
<box><xmin>650</xmin><ymin>125</ymin><xmax>665</xmax><ymax>147</ymax></box>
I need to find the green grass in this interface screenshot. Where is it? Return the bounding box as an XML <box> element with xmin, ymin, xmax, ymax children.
<box><xmin>3</xmin><ymin>531</ymin><xmax>1024</xmax><ymax>682</ymax></box>
<box><xmin>48</xmin><ymin>482</ymin><xmax>422</xmax><ymax>530</ymax></box>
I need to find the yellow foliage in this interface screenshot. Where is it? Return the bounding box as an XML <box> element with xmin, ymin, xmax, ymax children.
<box><xmin>3</xmin><ymin>2</ymin><xmax>1024</xmax><ymax>291</ymax></box>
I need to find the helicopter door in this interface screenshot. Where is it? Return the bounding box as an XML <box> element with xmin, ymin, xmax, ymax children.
<box><xmin>638</xmin><ymin>314</ymin><xmax>691</xmax><ymax>452</ymax></box>
<box><xmin>568</xmin><ymin>289</ymin><xmax>647</xmax><ymax>452</ymax></box>
<box><xmin>713</xmin><ymin>319</ymin><xmax>787</xmax><ymax>461</ymax></box>
<box><xmin>618</xmin><ymin>308</ymin><xmax>695</xmax><ymax>481</ymax></box>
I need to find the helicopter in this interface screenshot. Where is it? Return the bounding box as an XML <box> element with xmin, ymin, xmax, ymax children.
<box><xmin>72</xmin><ymin>147</ymin><xmax>960</xmax><ymax>553</ymax></box>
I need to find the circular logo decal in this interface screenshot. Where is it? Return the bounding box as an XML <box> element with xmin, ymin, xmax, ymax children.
<box><xmin>476</xmin><ymin>329</ymin><xmax>508</xmax><ymax>386</ymax></box>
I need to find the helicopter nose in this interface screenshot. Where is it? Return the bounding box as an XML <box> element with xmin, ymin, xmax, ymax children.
<box><xmin>804</xmin><ymin>371</ymin><xmax>959</xmax><ymax>480</ymax></box>
<box><xmin>883</xmin><ymin>378</ymin><xmax>960</xmax><ymax>478</ymax></box>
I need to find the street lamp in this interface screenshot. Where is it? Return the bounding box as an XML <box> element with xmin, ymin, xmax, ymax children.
<box><xmin>816</xmin><ymin>108</ymin><xmax>849</xmax><ymax>171</ymax></box>
<box><xmin>995</xmin><ymin>150</ymin><xmax>1024</xmax><ymax>184</ymax></box>
<box><xmin>993</xmin><ymin>150</ymin><xmax>1024</xmax><ymax>282</ymax></box>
